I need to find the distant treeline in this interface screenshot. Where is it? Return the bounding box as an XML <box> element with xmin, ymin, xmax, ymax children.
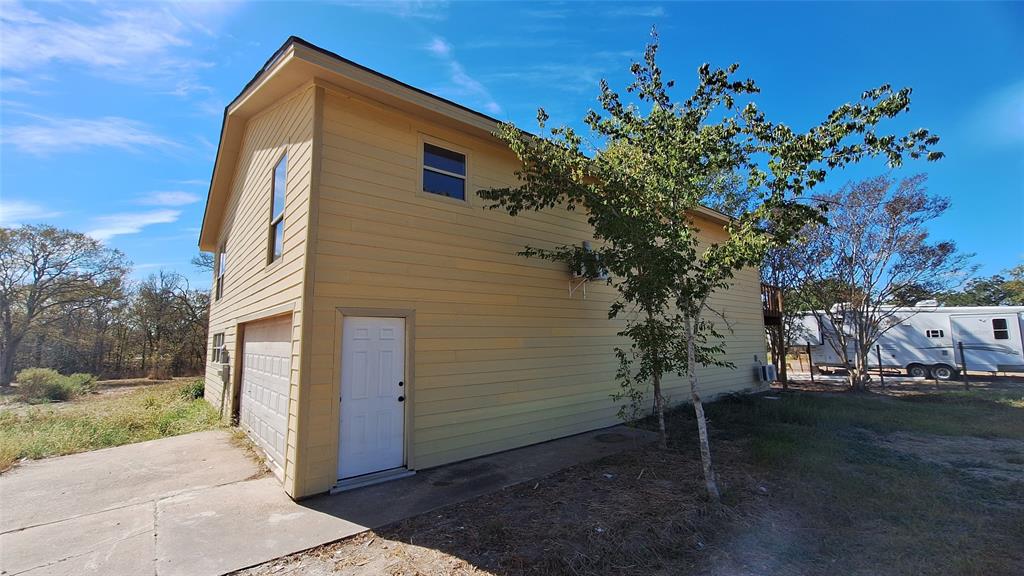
<box><xmin>1</xmin><ymin>226</ymin><xmax>209</xmax><ymax>385</ymax></box>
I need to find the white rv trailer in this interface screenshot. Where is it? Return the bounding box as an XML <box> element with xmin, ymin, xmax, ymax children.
<box><xmin>789</xmin><ymin>304</ymin><xmax>1024</xmax><ymax>380</ymax></box>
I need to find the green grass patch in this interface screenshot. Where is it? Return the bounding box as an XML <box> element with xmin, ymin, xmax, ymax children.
<box><xmin>0</xmin><ymin>380</ymin><xmax>221</xmax><ymax>472</ymax></box>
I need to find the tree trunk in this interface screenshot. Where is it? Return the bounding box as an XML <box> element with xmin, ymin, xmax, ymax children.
<box><xmin>769</xmin><ymin>325</ymin><xmax>788</xmax><ymax>390</ymax></box>
<box><xmin>0</xmin><ymin>344</ymin><xmax>16</xmax><ymax>387</ymax></box>
<box><xmin>687</xmin><ymin>323</ymin><xmax>721</xmax><ymax>503</ymax></box>
<box><xmin>652</xmin><ymin>372</ymin><xmax>667</xmax><ymax>449</ymax></box>
<box><xmin>849</xmin><ymin>345</ymin><xmax>869</xmax><ymax>391</ymax></box>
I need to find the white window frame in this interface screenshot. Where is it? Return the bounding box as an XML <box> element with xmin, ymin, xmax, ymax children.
<box><xmin>269</xmin><ymin>152</ymin><xmax>287</xmax><ymax>264</ymax></box>
<box><xmin>211</xmin><ymin>332</ymin><xmax>225</xmax><ymax>363</ymax></box>
<box><xmin>418</xmin><ymin>135</ymin><xmax>470</xmax><ymax>205</ymax></box>
<box><xmin>214</xmin><ymin>243</ymin><xmax>226</xmax><ymax>301</ymax></box>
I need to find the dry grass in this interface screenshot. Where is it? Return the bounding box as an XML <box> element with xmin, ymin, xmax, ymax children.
<box><xmin>0</xmin><ymin>379</ymin><xmax>221</xmax><ymax>472</ymax></box>
<box><xmin>238</xmin><ymin>382</ymin><xmax>1024</xmax><ymax>576</ymax></box>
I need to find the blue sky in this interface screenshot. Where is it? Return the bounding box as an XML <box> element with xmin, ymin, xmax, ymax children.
<box><xmin>1</xmin><ymin>1</ymin><xmax>1021</xmax><ymax>289</ymax></box>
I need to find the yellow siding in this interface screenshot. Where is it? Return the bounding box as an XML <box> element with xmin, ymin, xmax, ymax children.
<box><xmin>204</xmin><ymin>85</ymin><xmax>316</xmax><ymax>497</ymax></box>
<box><xmin>297</xmin><ymin>86</ymin><xmax>767</xmax><ymax>495</ymax></box>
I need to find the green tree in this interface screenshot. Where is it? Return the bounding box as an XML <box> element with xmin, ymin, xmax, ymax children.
<box><xmin>479</xmin><ymin>33</ymin><xmax>942</xmax><ymax>501</ymax></box>
<box><xmin>0</xmin><ymin>225</ymin><xmax>129</xmax><ymax>386</ymax></box>
<box><xmin>940</xmin><ymin>265</ymin><xmax>1024</xmax><ymax>306</ymax></box>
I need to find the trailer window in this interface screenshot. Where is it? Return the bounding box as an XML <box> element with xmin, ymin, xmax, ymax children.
<box><xmin>993</xmin><ymin>318</ymin><xmax>1009</xmax><ymax>340</ymax></box>
<box><xmin>926</xmin><ymin>329</ymin><xmax>944</xmax><ymax>338</ymax></box>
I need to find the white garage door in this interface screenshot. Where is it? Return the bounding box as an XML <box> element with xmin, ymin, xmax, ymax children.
<box><xmin>240</xmin><ymin>315</ymin><xmax>292</xmax><ymax>480</ymax></box>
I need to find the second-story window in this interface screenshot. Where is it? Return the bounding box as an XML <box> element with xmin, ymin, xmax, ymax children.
<box><xmin>215</xmin><ymin>243</ymin><xmax>227</xmax><ymax>300</ymax></box>
<box><xmin>423</xmin><ymin>142</ymin><xmax>466</xmax><ymax>200</ymax></box>
<box><xmin>269</xmin><ymin>152</ymin><xmax>287</xmax><ymax>262</ymax></box>
<box><xmin>925</xmin><ymin>329</ymin><xmax>944</xmax><ymax>338</ymax></box>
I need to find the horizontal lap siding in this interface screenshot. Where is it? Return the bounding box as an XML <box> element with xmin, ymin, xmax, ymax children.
<box><xmin>302</xmin><ymin>87</ymin><xmax>764</xmax><ymax>493</ymax></box>
<box><xmin>204</xmin><ymin>86</ymin><xmax>315</xmax><ymax>496</ymax></box>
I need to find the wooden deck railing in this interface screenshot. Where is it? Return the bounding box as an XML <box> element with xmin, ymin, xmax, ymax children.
<box><xmin>762</xmin><ymin>283</ymin><xmax>783</xmax><ymax>325</ymax></box>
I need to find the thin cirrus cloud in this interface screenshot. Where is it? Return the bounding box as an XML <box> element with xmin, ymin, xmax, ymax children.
<box><xmin>424</xmin><ymin>36</ymin><xmax>503</xmax><ymax>116</ymax></box>
<box><xmin>87</xmin><ymin>210</ymin><xmax>182</xmax><ymax>241</ymax></box>
<box><xmin>0</xmin><ymin>1</ymin><xmax>234</xmax><ymax>96</ymax></box>
<box><xmin>334</xmin><ymin>0</ymin><xmax>449</xmax><ymax>20</ymax></box>
<box><xmin>136</xmin><ymin>191</ymin><xmax>202</xmax><ymax>207</ymax></box>
<box><xmin>3</xmin><ymin>115</ymin><xmax>177</xmax><ymax>155</ymax></box>
<box><xmin>968</xmin><ymin>80</ymin><xmax>1024</xmax><ymax>147</ymax></box>
<box><xmin>0</xmin><ymin>199</ymin><xmax>62</xmax><ymax>226</ymax></box>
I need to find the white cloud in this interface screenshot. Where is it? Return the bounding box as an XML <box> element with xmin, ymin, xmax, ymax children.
<box><xmin>0</xmin><ymin>199</ymin><xmax>62</xmax><ymax>226</ymax></box>
<box><xmin>171</xmin><ymin>179</ymin><xmax>210</xmax><ymax>187</ymax></box>
<box><xmin>0</xmin><ymin>1</ymin><xmax>234</xmax><ymax>95</ymax></box>
<box><xmin>424</xmin><ymin>36</ymin><xmax>502</xmax><ymax>116</ymax></box>
<box><xmin>425</xmin><ymin>37</ymin><xmax>451</xmax><ymax>57</ymax></box>
<box><xmin>3</xmin><ymin>115</ymin><xmax>177</xmax><ymax>155</ymax></box>
<box><xmin>604</xmin><ymin>5</ymin><xmax>666</xmax><ymax>18</ymax></box>
<box><xmin>968</xmin><ymin>80</ymin><xmax>1024</xmax><ymax>147</ymax></box>
<box><xmin>333</xmin><ymin>1</ymin><xmax>449</xmax><ymax>20</ymax></box>
<box><xmin>136</xmin><ymin>191</ymin><xmax>201</xmax><ymax>207</ymax></box>
<box><xmin>87</xmin><ymin>209</ymin><xmax>181</xmax><ymax>241</ymax></box>
<box><xmin>0</xmin><ymin>76</ymin><xmax>45</xmax><ymax>94</ymax></box>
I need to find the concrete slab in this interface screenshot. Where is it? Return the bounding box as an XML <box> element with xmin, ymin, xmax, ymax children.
<box><xmin>156</xmin><ymin>477</ymin><xmax>364</xmax><ymax>576</ymax></box>
<box><xmin>0</xmin><ymin>430</ymin><xmax>259</xmax><ymax>533</ymax></box>
<box><xmin>0</xmin><ymin>502</ymin><xmax>154</xmax><ymax>575</ymax></box>
<box><xmin>0</xmin><ymin>425</ymin><xmax>655</xmax><ymax>576</ymax></box>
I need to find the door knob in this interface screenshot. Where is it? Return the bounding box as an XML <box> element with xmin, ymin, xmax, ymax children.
<box><xmin>398</xmin><ymin>395</ymin><xmax>405</xmax><ymax>402</ymax></box>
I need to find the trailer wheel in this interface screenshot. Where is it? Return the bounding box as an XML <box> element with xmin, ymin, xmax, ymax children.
<box><xmin>930</xmin><ymin>364</ymin><xmax>955</xmax><ymax>381</ymax></box>
<box><xmin>906</xmin><ymin>364</ymin><xmax>928</xmax><ymax>378</ymax></box>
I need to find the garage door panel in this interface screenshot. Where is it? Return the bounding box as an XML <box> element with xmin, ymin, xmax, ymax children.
<box><xmin>241</xmin><ymin>316</ymin><xmax>292</xmax><ymax>481</ymax></box>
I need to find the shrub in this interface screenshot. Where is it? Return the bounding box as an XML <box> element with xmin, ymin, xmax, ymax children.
<box><xmin>178</xmin><ymin>379</ymin><xmax>205</xmax><ymax>401</ymax></box>
<box><xmin>16</xmin><ymin>368</ymin><xmax>70</xmax><ymax>403</ymax></box>
<box><xmin>14</xmin><ymin>368</ymin><xmax>97</xmax><ymax>403</ymax></box>
<box><xmin>66</xmin><ymin>373</ymin><xmax>97</xmax><ymax>394</ymax></box>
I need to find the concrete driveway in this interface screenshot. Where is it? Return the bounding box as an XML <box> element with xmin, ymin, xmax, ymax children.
<box><xmin>0</xmin><ymin>426</ymin><xmax>654</xmax><ymax>576</ymax></box>
<box><xmin>0</xmin><ymin>430</ymin><xmax>364</xmax><ymax>576</ymax></box>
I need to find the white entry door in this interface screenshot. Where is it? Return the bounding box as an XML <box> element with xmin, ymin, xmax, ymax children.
<box><xmin>240</xmin><ymin>315</ymin><xmax>292</xmax><ymax>481</ymax></box>
<box><xmin>339</xmin><ymin>317</ymin><xmax>406</xmax><ymax>479</ymax></box>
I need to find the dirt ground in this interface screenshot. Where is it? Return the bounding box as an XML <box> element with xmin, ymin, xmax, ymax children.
<box><xmin>237</xmin><ymin>379</ymin><xmax>1024</xmax><ymax>576</ymax></box>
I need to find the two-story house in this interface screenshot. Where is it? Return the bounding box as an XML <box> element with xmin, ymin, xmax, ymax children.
<box><xmin>198</xmin><ymin>37</ymin><xmax>767</xmax><ymax>499</ymax></box>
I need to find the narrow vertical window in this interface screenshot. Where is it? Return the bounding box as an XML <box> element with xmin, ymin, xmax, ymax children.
<box><xmin>269</xmin><ymin>153</ymin><xmax>287</xmax><ymax>262</ymax></box>
<box><xmin>215</xmin><ymin>243</ymin><xmax>226</xmax><ymax>300</ymax></box>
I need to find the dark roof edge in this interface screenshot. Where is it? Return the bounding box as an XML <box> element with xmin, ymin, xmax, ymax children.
<box><xmin>289</xmin><ymin>36</ymin><xmax>504</xmax><ymax>127</ymax></box>
<box><xmin>200</xmin><ymin>36</ymin><xmax>514</xmax><ymax>248</ymax></box>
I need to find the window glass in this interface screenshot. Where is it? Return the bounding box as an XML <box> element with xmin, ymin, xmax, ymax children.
<box><xmin>993</xmin><ymin>318</ymin><xmax>1009</xmax><ymax>340</ymax></box>
<box><xmin>212</xmin><ymin>333</ymin><xmax>224</xmax><ymax>363</ymax></box>
<box><xmin>273</xmin><ymin>154</ymin><xmax>287</xmax><ymax>219</ymax></box>
<box><xmin>215</xmin><ymin>245</ymin><xmax>226</xmax><ymax>300</ymax></box>
<box><xmin>270</xmin><ymin>153</ymin><xmax>287</xmax><ymax>262</ymax></box>
<box><xmin>273</xmin><ymin>222</ymin><xmax>284</xmax><ymax>259</ymax></box>
<box><xmin>424</xmin><ymin>143</ymin><xmax>466</xmax><ymax>175</ymax></box>
<box><xmin>423</xmin><ymin>169</ymin><xmax>466</xmax><ymax>200</ymax></box>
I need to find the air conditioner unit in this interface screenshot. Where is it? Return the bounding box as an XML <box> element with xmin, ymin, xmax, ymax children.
<box><xmin>757</xmin><ymin>363</ymin><xmax>777</xmax><ymax>383</ymax></box>
<box><xmin>570</xmin><ymin>241</ymin><xmax>609</xmax><ymax>281</ymax></box>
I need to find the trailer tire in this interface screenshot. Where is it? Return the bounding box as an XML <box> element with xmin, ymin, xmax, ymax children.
<box><xmin>930</xmin><ymin>364</ymin><xmax>955</xmax><ymax>381</ymax></box>
<box><xmin>906</xmin><ymin>364</ymin><xmax>928</xmax><ymax>378</ymax></box>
